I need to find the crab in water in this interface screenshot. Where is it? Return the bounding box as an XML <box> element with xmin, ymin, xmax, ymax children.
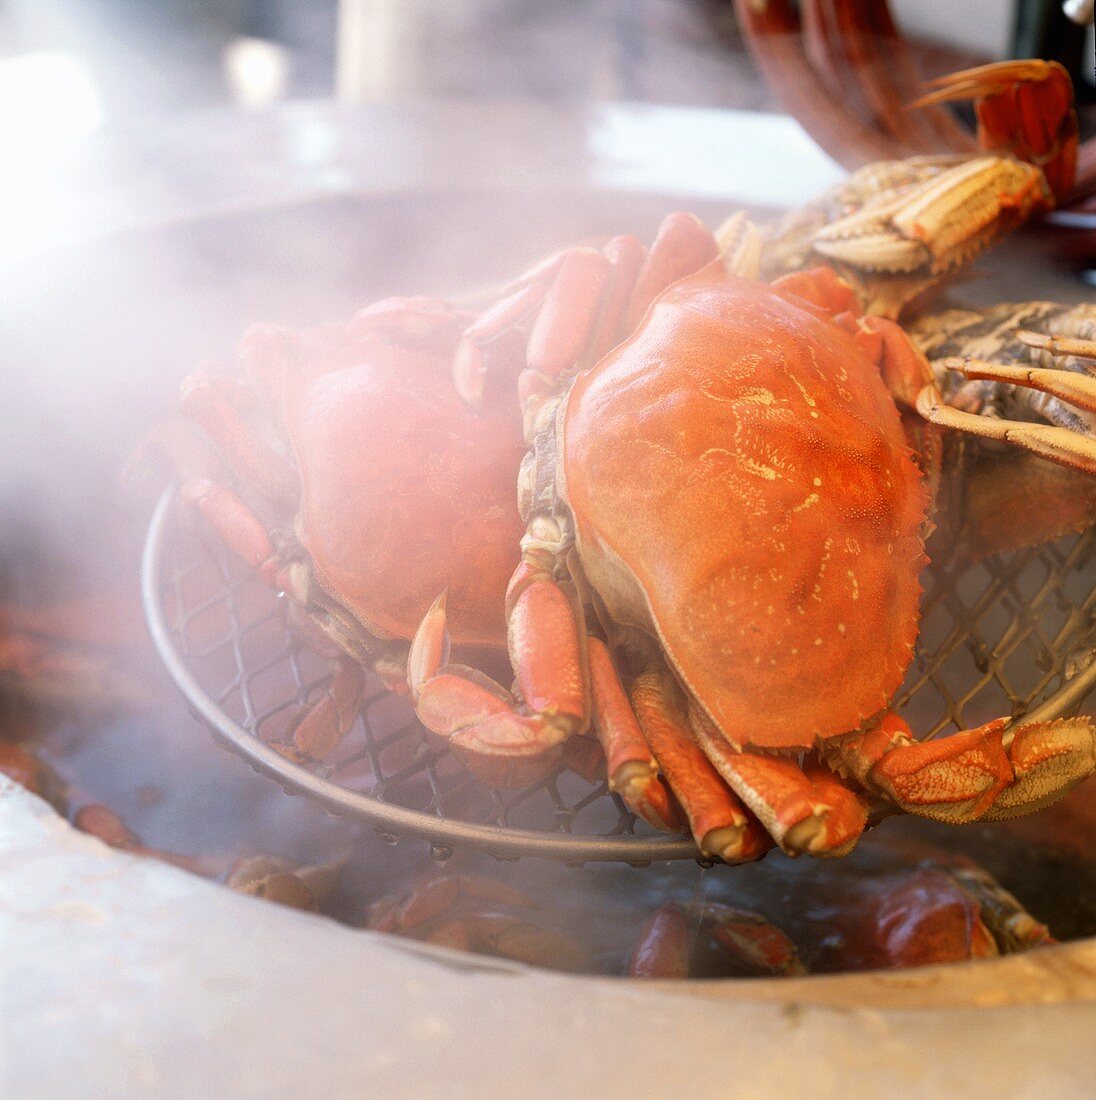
<box><xmin>626</xmin><ymin>859</ymin><xmax>1055</xmax><ymax>978</ymax></box>
<box><xmin>178</xmin><ymin>298</ymin><xmax>528</xmax><ymax>757</ymax></box>
<box><xmin>366</xmin><ymin>872</ymin><xmax>588</xmax><ymax>971</ymax></box>
<box><xmin>405</xmin><ymin>61</ymin><xmax>1096</xmax><ymax>860</ymax></box>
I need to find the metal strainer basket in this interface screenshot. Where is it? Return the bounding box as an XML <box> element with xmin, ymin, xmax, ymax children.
<box><xmin>143</xmin><ymin>488</ymin><xmax>1096</xmax><ymax>863</ymax></box>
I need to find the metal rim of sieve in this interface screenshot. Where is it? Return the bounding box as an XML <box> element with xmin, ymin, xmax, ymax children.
<box><xmin>143</xmin><ymin>487</ymin><xmax>1096</xmax><ymax>864</ymax></box>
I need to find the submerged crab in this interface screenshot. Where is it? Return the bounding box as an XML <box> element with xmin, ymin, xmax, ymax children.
<box><xmin>406</xmin><ymin>62</ymin><xmax>1096</xmax><ymax>860</ymax></box>
<box><xmin>627</xmin><ymin>860</ymin><xmax>1054</xmax><ymax>978</ymax></box>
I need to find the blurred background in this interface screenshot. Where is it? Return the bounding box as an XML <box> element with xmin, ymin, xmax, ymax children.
<box><xmin>0</xmin><ymin>0</ymin><xmax>1092</xmax><ymax>121</ymax></box>
<box><xmin>1</xmin><ymin>1</ymin><xmax>1092</xmax><ymax>273</ymax></box>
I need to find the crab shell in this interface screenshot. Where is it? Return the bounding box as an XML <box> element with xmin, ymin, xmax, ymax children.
<box><xmin>562</xmin><ymin>266</ymin><xmax>928</xmax><ymax>751</ymax></box>
<box><xmin>240</xmin><ymin>322</ymin><xmax>527</xmax><ymax>647</ymax></box>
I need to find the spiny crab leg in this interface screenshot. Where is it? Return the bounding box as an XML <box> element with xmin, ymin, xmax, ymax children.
<box><xmin>828</xmin><ymin>713</ymin><xmax>1096</xmax><ymax>824</ymax></box>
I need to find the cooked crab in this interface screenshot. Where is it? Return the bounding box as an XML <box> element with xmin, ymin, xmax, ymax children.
<box><xmin>406</xmin><ymin>60</ymin><xmax>1096</xmax><ymax>861</ymax></box>
<box><xmin>366</xmin><ymin>872</ymin><xmax>587</xmax><ymax>970</ymax></box>
<box><xmin>628</xmin><ymin>901</ymin><xmax>805</xmax><ymax>979</ymax></box>
<box><xmin>178</xmin><ymin>298</ymin><xmax>527</xmax><ymax>758</ymax></box>
<box><xmin>627</xmin><ymin>859</ymin><xmax>1054</xmax><ymax>977</ymax></box>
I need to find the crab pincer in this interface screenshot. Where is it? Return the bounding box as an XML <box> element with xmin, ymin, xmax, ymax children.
<box><xmin>408</xmin><ymin>590</ymin><xmax>577</xmax><ymax>788</ymax></box>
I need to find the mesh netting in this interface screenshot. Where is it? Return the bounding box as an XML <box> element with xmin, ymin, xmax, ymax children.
<box><xmin>145</xmin><ymin>491</ymin><xmax>1095</xmax><ymax>862</ymax></box>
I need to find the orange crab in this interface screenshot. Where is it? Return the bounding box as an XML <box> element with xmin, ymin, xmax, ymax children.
<box><xmin>734</xmin><ymin>2</ymin><xmax>1095</xmax><ymax>205</ymax></box>
<box><xmin>625</xmin><ymin>860</ymin><xmax>1054</xmax><ymax>977</ymax></box>
<box><xmin>178</xmin><ymin>298</ymin><xmax>527</xmax><ymax>753</ymax></box>
<box><xmin>407</xmin><ymin>63</ymin><xmax>1096</xmax><ymax>860</ymax></box>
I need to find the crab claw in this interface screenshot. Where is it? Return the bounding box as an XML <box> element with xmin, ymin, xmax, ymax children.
<box><xmin>407</xmin><ymin>592</ymin><xmax>572</xmax><ymax>788</ymax></box>
<box><xmin>910</xmin><ymin>59</ymin><xmax>1077</xmax><ymax>201</ymax></box>
<box><xmin>831</xmin><ymin>714</ymin><xmax>1096</xmax><ymax>823</ymax></box>
<box><xmin>982</xmin><ymin>717</ymin><xmax>1096</xmax><ymax>821</ymax></box>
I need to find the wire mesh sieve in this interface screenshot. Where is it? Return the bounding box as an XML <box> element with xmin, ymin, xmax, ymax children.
<box><xmin>143</xmin><ymin>488</ymin><xmax>1096</xmax><ymax>863</ymax></box>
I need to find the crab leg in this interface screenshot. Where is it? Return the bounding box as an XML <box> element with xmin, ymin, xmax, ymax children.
<box><xmin>623</xmin><ymin>213</ymin><xmax>719</xmax><ymax>331</ymax></box>
<box><xmin>590</xmin><ymin>235</ymin><xmax>647</xmax><ymax>361</ymax></box>
<box><xmin>180</xmin><ymin>375</ymin><xmax>299</xmax><ymax>510</ymax></box>
<box><xmin>1019</xmin><ymin>329</ymin><xmax>1096</xmax><ymax>362</ymax></box>
<box><xmin>916</xmin><ymin>384</ymin><xmax>1096</xmax><ymax>477</ymax></box>
<box><xmin>289</xmin><ymin>657</ymin><xmax>364</xmax><ymax>761</ymax></box>
<box><xmin>945</xmin><ymin>863</ymin><xmax>1056</xmax><ymax>952</ymax></box>
<box><xmin>347</xmin><ymin>295</ymin><xmax>472</xmax><ymax>344</ymax></box>
<box><xmin>799</xmin><ymin>0</ymin><xmax>968</xmax><ymax>153</ymax></box>
<box><xmin>453</xmin><ymin>212</ymin><xmax>723</xmax><ymax>424</ymax></box>
<box><xmin>942</xmin><ymin>329</ymin><xmax>1096</xmax><ymax>439</ymax></box>
<box><xmin>699</xmin><ymin>902</ymin><xmax>807</xmax><ymax>977</ymax></box>
<box><xmin>627</xmin><ymin>903</ymin><xmax>691</xmax><ymax>979</ymax></box>
<box><xmin>949</xmin><ymin>356</ymin><xmax>1096</xmax><ymax>411</ymax></box>
<box><xmin>180</xmin><ymin>478</ymin><xmax>282</xmax><ymax>586</ymax></box>
<box><xmin>829</xmin><ymin>713</ymin><xmax>1096</xmax><ymax>823</ymax></box>
<box><xmin>946</xmin><ymin>451</ymin><xmax>1096</xmax><ymax>560</ymax></box>
<box><xmin>183</xmin><ymin>473</ymin><xmax>411</xmax><ymax>665</ymax></box>
<box><xmin>687</xmin><ymin>702</ymin><xmax>868</xmax><ymax>857</ymax></box>
<box><xmin>453</xmin><ymin>248</ymin><xmax>614</xmax><ymax>414</ymax></box>
<box><xmin>865</xmin><ymin>310</ymin><xmax>1096</xmax><ymax>492</ymax></box>
<box><xmin>628</xmin><ymin>665</ymin><xmax>772</xmax><ymax>864</ymax></box>
<box><xmin>585</xmin><ymin>637</ymin><xmax>680</xmax><ymax>831</ymax></box>
<box><xmin>733</xmin><ymin>0</ymin><xmax>913</xmax><ymax>167</ymax></box>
